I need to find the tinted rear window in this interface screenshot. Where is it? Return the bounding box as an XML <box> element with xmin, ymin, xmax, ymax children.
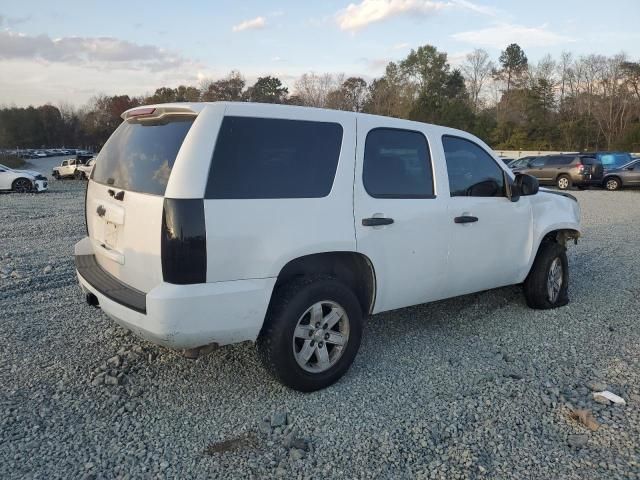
<box><xmin>363</xmin><ymin>128</ymin><xmax>434</xmax><ymax>198</ymax></box>
<box><xmin>206</xmin><ymin>116</ymin><xmax>343</xmax><ymax>199</ymax></box>
<box><xmin>91</xmin><ymin>118</ymin><xmax>195</xmax><ymax>195</ymax></box>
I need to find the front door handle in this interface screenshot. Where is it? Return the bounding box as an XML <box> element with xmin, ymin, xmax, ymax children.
<box><xmin>362</xmin><ymin>217</ymin><xmax>394</xmax><ymax>227</ymax></box>
<box><xmin>454</xmin><ymin>215</ymin><xmax>478</xmax><ymax>224</ymax></box>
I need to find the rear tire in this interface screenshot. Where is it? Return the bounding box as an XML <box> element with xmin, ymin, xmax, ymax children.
<box><xmin>556</xmin><ymin>175</ymin><xmax>571</xmax><ymax>190</ymax></box>
<box><xmin>604</xmin><ymin>177</ymin><xmax>621</xmax><ymax>191</ymax></box>
<box><xmin>257</xmin><ymin>275</ymin><xmax>363</xmax><ymax>392</ymax></box>
<box><xmin>523</xmin><ymin>241</ymin><xmax>569</xmax><ymax>309</ymax></box>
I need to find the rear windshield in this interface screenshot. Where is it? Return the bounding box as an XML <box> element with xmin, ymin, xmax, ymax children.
<box><xmin>91</xmin><ymin>117</ymin><xmax>194</xmax><ymax>195</ymax></box>
<box><xmin>205</xmin><ymin>116</ymin><xmax>343</xmax><ymax>199</ymax></box>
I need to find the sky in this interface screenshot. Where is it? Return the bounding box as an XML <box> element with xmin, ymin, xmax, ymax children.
<box><xmin>1</xmin><ymin>0</ymin><xmax>639</xmax><ymax>107</ymax></box>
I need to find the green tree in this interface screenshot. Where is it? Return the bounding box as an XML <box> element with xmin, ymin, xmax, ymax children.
<box><xmin>201</xmin><ymin>71</ymin><xmax>245</xmax><ymax>101</ymax></box>
<box><xmin>496</xmin><ymin>43</ymin><xmax>528</xmax><ymax>93</ymax></box>
<box><xmin>245</xmin><ymin>76</ymin><xmax>288</xmax><ymax>103</ymax></box>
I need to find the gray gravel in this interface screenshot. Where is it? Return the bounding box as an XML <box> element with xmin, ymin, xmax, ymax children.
<box><xmin>1</xmin><ymin>172</ymin><xmax>640</xmax><ymax>479</ymax></box>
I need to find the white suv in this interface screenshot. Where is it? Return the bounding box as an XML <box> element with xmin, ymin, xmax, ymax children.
<box><xmin>75</xmin><ymin>102</ymin><xmax>581</xmax><ymax>391</ymax></box>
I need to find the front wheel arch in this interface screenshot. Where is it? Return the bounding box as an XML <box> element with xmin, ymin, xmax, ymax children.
<box><xmin>12</xmin><ymin>177</ymin><xmax>33</xmax><ymax>192</ymax></box>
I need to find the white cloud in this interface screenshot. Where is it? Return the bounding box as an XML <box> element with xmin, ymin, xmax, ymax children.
<box><xmin>335</xmin><ymin>0</ymin><xmax>493</xmax><ymax>32</ymax></box>
<box><xmin>452</xmin><ymin>23</ymin><xmax>576</xmax><ymax>48</ymax></box>
<box><xmin>392</xmin><ymin>42</ymin><xmax>410</xmax><ymax>50</ymax></box>
<box><xmin>0</xmin><ymin>30</ymin><xmax>189</xmax><ymax>71</ymax></box>
<box><xmin>231</xmin><ymin>16</ymin><xmax>266</xmax><ymax>32</ymax></box>
<box><xmin>336</xmin><ymin>0</ymin><xmax>450</xmax><ymax>31</ymax></box>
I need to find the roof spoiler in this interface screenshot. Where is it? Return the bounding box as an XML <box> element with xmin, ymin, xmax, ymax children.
<box><xmin>121</xmin><ymin>105</ymin><xmax>198</xmax><ymax>122</ymax></box>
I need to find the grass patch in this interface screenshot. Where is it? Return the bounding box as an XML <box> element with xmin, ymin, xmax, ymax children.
<box><xmin>1</xmin><ymin>154</ymin><xmax>26</xmax><ymax>169</ymax></box>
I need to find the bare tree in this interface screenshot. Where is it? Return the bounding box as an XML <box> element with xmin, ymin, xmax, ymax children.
<box><xmin>461</xmin><ymin>49</ymin><xmax>494</xmax><ymax>112</ymax></box>
<box><xmin>557</xmin><ymin>51</ymin><xmax>573</xmax><ymax>109</ymax></box>
<box><xmin>293</xmin><ymin>73</ymin><xmax>344</xmax><ymax>107</ymax></box>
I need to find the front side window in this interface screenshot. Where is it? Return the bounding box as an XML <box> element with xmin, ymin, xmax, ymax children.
<box><xmin>363</xmin><ymin>128</ymin><xmax>434</xmax><ymax>198</ymax></box>
<box><xmin>442</xmin><ymin>136</ymin><xmax>505</xmax><ymax>197</ymax></box>
<box><xmin>206</xmin><ymin>116</ymin><xmax>343</xmax><ymax>199</ymax></box>
<box><xmin>530</xmin><ymin>157</ymin><xmax>545</xmax><ymax>167</ymax></box>
<box><xmin>62</xmin><ymin>161</ymin><xmax>68</xmax><ymax>166</ymax></box>
<box><xmin>91</xmin><ymin>117</ymin><xmax>195</xmax><ymax>196</ymax></box>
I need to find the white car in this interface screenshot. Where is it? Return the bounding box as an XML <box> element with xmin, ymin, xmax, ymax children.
<box><xmin>75</xmin><ymin>102</ymin><xmax>581</xmax><ymax>391</ymax></box>
<box><xmin>0</xmin><ymin>163</ymin><xmax>48</xmax><ymax>193</ymax></box>
<box><xmin>75</xmin><ymin>158</ymin><xmax>96</xmax><ymax>179</ymax></box>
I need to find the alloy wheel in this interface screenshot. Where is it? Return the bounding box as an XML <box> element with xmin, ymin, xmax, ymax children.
<box><xmin>13</xmin><ymin>179</ymin><xmax>31</xmax><ymax>193</ymax></box>
<box><xmin>547</xmin><ymin>257</ymin><xmax>563</xmax><ymax>303</ymax></box>
<box><xmin>292</xmin><ymin>301</ymin><xmax>350</xmax><ymax>373</ymax></box>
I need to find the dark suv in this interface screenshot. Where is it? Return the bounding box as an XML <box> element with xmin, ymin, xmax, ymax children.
<box><xmin>512</xmin><ymin>154</ymin><xmax>603</xmax><ymax>190</ymax></box>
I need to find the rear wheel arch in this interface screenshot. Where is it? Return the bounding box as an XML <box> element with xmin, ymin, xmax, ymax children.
<box><xmin>272</xmin><ymin>252</ymin><xmax>376</xmax><ymax>316</ymax></box>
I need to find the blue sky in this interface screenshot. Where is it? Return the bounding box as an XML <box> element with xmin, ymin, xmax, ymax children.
<box><xmin>1</xmin><ymin>0</ymin><xmax>639</xmax><ymax>106</ymax></box>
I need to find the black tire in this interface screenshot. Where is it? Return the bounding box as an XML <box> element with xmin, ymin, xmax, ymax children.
<box><xmin>257</xmin><ymin>275</ymin><xmax>363</xmax><ymax>392</ymax></box>
<box><xmin>12</xmin><ymin>178</ymin><xmax>32</xmax><ymax>193</ymax></box>
<box><xmin>53</xmin><ymin>171</ymin><xmax>60</xmax><ymax>180</ymax></box>
<box><xmin>74</xmin><ymin>170</ymin><xmax>83</xmax><ymax>180</ymax></box>
<box><xmin>556</xmin><ymin>174</ymin><xmax>571</xmax><ymax>190</ymax></box>
<box><xmin>523</xmin><ymin>241</ymin><xmax>569</xmax><ymax>309</ymax></box>
<box><xmin>604</xmin><ymin>176</ymin><xmax>621</xmax><ymax>191</ymax></box>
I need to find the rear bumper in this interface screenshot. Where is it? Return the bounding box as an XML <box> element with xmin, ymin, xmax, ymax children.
<box><xmin>74</xmin><ymin>237</ymin><xmax>276</xmax><ymax>349</ymax></box>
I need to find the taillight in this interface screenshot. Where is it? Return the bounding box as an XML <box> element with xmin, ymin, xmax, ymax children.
<box><xmin>127</xmin><ymin>107</ymin><xmax>156</xmax><ymax>118</ymax></box>
<box><xmin>161</xmin><ymin>199</ymin><xmax>207</xmax><ymax>284</ymax></box>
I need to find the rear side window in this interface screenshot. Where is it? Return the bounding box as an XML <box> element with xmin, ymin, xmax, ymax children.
<box><xmin>546</xmin><ymin>156</ymin><xmax>574</xmax><ymax>166</ymax></box>
<box><xmin>442</xmin><ymin>136</ymin><xmax>505</xmax><ymax>197</ymax></box>
<box><xmin>206</xmin><ymin>116</ymin><xmax>343</xmax><ymax>199</ymax></box>
<box><xmin>363</xmin><ymin>128</ymin><xmax>434</xmax><ymax>198</ymax></box>
<box><xmin>91</xmin><ymin>118</ymin><xmax>195</xmax><ymax>196</ymax></box>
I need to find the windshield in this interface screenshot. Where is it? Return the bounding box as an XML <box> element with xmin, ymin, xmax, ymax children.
<box><xmin>91</xmin><ymin>117</ymin><xmax>195</xmax><ymax>195</ymax></box>
<box><xmin>598</xmin><ymin>152</ymin><xmax>632</xmax><ymax>169</ymax></box>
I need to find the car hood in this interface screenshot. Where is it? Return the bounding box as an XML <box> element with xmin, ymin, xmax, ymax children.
<box><xmin>11</xmin><ymin>169</ymin><xmax>41</xmax><ymax>177</ymax></box>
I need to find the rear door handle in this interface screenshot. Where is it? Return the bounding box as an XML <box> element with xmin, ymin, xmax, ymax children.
<box><xmin>454</xmin><ymin>216</ymin><xmax>478</xmax><ymax>224</ymax></box>
<box><xmin>362</xmin><ymin>217</ymin><xmax>394</xmax><ymax>227</ymax></box>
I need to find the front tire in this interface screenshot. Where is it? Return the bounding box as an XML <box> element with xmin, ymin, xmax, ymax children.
<box><xmin>604</xmin><ymin>177</ymin><xmax>621</xmax><ymax>191</ymax></box>
<box><xmin>257</xmin><ymin>276</ymin><xmax>363</xmax><ymax>392</ymax></box>
<box><xmin>523</xmin><ymin>241</ymin><xmax>569</xmax><ymax>309</ymax></box>
<box><xmin>556</xmin><ymin>175</ymin><xmax>571</xmax><ymax>190</ymax></box>
<box><xmin>12</xmin><ymin>178</ymin><xmax>32</xmax><ymax>193</ymax></box>
<box><xmin>74</xmin><ymin>170</ymin><xmax>83</xmax><ymax>180</ymax></box>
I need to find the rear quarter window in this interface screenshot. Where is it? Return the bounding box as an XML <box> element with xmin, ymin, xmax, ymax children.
<box><xmin>91</xmin><ymin>117</ymin><xmax>195</xmax><ymax>196</ymax></box>
<box><xmin>205</xmin><ymin>116</ymin><xmax>343</xmax><ymax>199</ymax></box>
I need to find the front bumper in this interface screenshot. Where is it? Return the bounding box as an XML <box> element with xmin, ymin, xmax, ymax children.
<box><xmin>33</xmin><ymin>179</ymin><xmax>48</xmax><ymax>192</ymax></box>
<box><xmin>74</xmin><ymin>237</ymin><xmax>276</xmax><ymax>349</ymax></box>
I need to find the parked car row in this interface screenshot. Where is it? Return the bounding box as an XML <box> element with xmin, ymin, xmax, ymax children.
<box><xmin>506</xmin><ymin>152</ymin><xmax>639</xmax><ymax>191</ymax></box>
<box><xmin>0</xmin><ymin>148</ymin><xmax>94</xmax><ymax>159</ymax></box>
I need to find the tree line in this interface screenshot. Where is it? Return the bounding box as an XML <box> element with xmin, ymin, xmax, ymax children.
<box><xmin>1</xmin><ymin>43</ymin><xmax>639</xmax><ymax>152</ymax></box>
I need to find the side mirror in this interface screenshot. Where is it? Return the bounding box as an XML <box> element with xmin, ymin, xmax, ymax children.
<box><xmin>515</xmin><ymin>173</ymin><xmax>539</xmax><ymax>196</ymax></box>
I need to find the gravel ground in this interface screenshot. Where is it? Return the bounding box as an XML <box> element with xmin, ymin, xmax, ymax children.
<box><xmin>1</xmin><ymin>174</ymin><xmax>639</xmax><ymax>479</ymax></box>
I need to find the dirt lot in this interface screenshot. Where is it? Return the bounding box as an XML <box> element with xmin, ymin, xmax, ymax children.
<box><xmin>1</xmin><ymin>174</ymin><xmax>639</xmax><ymax>479</ymax></box>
